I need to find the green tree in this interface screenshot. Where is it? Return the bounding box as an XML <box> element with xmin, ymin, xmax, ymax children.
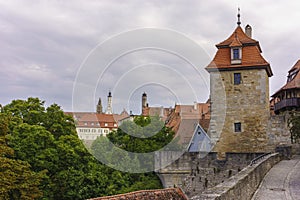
<box><xmin>0</xmin><ymin>113</ymin><xmax>45</xmax><ymax>200</ymax></box>
<box><xmin>2</xmin><ymin>98</ymin><xmax>111</xmax><ymax>199</ymax></box>
<box><xmin>2</xmin><ymin>98</ymin><xmax>170</xmax><ymax>199</ymax></box>
<box><xmin>90</xmin><ymin>116</ymin><xmax>176</xmax><ymax>195</ymax></box>
<box><xmin>288</xmin><ymin>112</ymin><xmax>300</xmax><ymax>143</ymax></box>
<box><xmin>108</xmin><ymin>116</ymin><xmax>176</xmax><ymax>153</ymax></box>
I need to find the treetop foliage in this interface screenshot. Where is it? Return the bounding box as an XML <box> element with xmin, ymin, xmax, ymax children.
<box><xmin>1</xmin><ymin>98</ymin><xmax>164</xmax><ymax>199</ymax></box>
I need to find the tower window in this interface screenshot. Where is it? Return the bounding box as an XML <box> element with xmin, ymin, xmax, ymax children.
<box><xmin>234</xmin><ymin>122</ymin><xmax>241</xmax><ymax>132</ymax></box>
<box><xmin>234</xmin><ymin>73</ymin><xmax>241</xmax><ymax>85</ymax></box>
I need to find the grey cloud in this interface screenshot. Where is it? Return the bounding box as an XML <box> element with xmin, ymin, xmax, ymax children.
<box><xmin>1</xmin><ymin>0</ymin><xmax>300</xmax><ymax>112</ymax></box>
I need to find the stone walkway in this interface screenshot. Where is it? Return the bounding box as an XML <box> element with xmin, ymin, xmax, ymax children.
<box><xmin>252</xmin><ymin>155</ymin><xmax>300</xmax><ymax>200</ymax></box>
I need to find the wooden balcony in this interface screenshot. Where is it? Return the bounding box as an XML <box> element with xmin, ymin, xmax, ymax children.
<box><xmin>274</xmin><ymin>97</ymin><xmax>300</xmax><ymax>113</ymax></box>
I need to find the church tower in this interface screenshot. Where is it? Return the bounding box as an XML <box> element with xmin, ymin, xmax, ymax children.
<box><xmin>96</xmin><ymin>98</ymin><xmax>103</xmax><ymax>114</ymax></box>
<box><xmin>141</xmin><ymin>92</ymin><xmax>149</xmax><ymax>116</ymax></box>
<box><xmin>206</xmin><ymin>10</ymin><xmax>273</xmax><ymax>153</ymax></box>
<box><xmin>142</xmin><ymin>92</ymin><xmax>147</xmax><ymax>109</ymax></box>
<box><xmin>106</xmin><ymin>91</ymin><xmax>113</xmax><ymax>114</ymax></box>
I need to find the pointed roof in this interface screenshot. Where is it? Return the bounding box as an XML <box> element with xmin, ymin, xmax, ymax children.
<box><xmin>229</xmin><ymin>35</ymin><xmax>242</xmax><ymax>47</ymax></box>
<box><xmin>216</xmin><ymin>26</ymin><xmax>259</xmax><ymax>48</ymax></box>
<box><xmin>272</xmin><ymin>60</ymin><xmax>300</xmax><ymax>97</ymax></box>
<box><xmin>206</xmin><ymin>26</ymin><xmax>273</xmax><ymax>77</ymax></box>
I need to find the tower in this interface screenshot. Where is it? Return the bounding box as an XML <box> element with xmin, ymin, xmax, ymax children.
<box><xmin>141</xmin><ymin>92</ymin><xmax>148</xmax><ymax>116</ymax></box>
<box><xmin>206</xmin><ymin>10</ymin><xmax>273</xmax><ymax>153</ymax></box>
<box><xmin>96</xmin><ymin>98</ymin><xmax>103</xmax><ymax>114</ymax></box>
<box><xmin>142</xmin><ymin>92</ymin><xmax>147</xmax><ymax>109</ymax></box>
<box><xmin>106</xmin><ymin>91</ymin><xmax>113</xmax><ymax>114</ymax></box>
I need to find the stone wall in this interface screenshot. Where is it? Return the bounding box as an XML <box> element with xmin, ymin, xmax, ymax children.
<box><xmin>156</xmin><ymin>152</ymin><xmax>265</xmax><ymax>197</ymax></box>
<box><xmin>209</xmin><ymin>69</ymin><xmax>270</xmax><ymax>154</ymax></box>
<box><xmin>182</xmin><ymin>153</ymin><xmax>265</xmax><ymax>197</ymax></box>
<box><xmin>190</xmin><ymin>153</ymin><xmax>281</xmax><ymax>200</ymax></box>
<box><xmin>156</xmin><ymin>152</ymin><xmax>194</xmax><ymax>188</ymax></box>
<box><xmin>266</xmin><ymin>113</ymin><xmax>291</xmax><ymax>151</ymax></box>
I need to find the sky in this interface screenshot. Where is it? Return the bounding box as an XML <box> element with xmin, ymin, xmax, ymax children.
<box><xmin>1</xmin><ymin>0</ymin><xmax>300</xmax><ymax>114</ymax></box>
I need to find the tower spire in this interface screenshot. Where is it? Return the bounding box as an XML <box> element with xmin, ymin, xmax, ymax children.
<box><xmin>237</xmin><ymin>7</ymin><xmax>241</xmax><ymax>26</ymax></box>
<box><xmin>106</xmin><ymin>91</ymin><xmax>113</xmax><ymax>114</ymax></box>
<box><xmin>96</xmin><ymin>97</ymin><xmax>103</xmax><ymax>113</ymax></box>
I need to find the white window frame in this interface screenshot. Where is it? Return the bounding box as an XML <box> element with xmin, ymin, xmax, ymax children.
<box><xmin>231</xmin><ymin>47</ymin><xmax>242</xmax><ymax>64</ymax></box>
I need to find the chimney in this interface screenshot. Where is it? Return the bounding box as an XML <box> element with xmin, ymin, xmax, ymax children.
<box><xmin>245</xmin><ymin>24</ymin><xmax>252</xmax><ymax>38</ymax></box>
<box><xmin>194</xmin><ymin>101</ymin><xmax>197</xmax><ymax>110</ymax></box>
<box><xmin>160</xmin><ymin>106</ymin><xmax>164</xmax><ymax>117</ymax></box>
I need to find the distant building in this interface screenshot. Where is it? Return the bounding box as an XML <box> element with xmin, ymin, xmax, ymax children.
<box><xmin>105</xmin><ymin>91</ymin><xmax>113</xmax><ymax>114</ymax></box>
<box><xmin>272</xmin><ymin>60</ymin><xmax>300</xmax><ymax>114</ymax></box>
<box><xmin>72</xmin><ymin>113</ymin><xmax>118</xmax><ymax>140</ymax></box>
<box><xmin>66</xmin><ymin>91</ymin><xmax>129</xmax><ymax>143</ymax></box>
<box><xmin>187</xmin><ymin>124</ymin><xmax>212</xmax><ymax>153</ymax></box>
<box><xmin>139</xmin><ymin>92</ymin><xmax>211</xmax><ymax>151</ymax></box>
<box><xmin>96</xmin><ymin>98</ymin><xmax>103</xmax><ymax>114</ymax></box>
<box><xmin>141</xmin><ymin>92</ymin><xmax>173</xmax><ymax>121</ymax></box>
<box><xmin>165</xmin><ymin>102</ymin><xmax>210</xmax><ymax>149</ymax></box>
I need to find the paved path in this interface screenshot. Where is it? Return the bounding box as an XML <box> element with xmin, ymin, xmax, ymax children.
<box><xmin>252</xmin><ymin>155</ymin><xmax>300</xmax><ymax>200</ymax></box>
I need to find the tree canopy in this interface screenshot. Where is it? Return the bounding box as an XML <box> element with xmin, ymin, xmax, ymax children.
<box><xmin>288</xmin><ymin>112</ymin><xmax>300</xmax><ymax>143</ymax></box>
<box><xmin>1</xmin><ymin>98</ymin><xmax>167</xmax><ymax>199</ymax></box>
<box><xmin>0</xmin><ymin>113</ymin><xmax>45</xmax><ymax>200</ymax></box>
<box><xmin>107</xmin><ymin>115</ymin><xmax>175</xmax><ymax>153</ymax></box>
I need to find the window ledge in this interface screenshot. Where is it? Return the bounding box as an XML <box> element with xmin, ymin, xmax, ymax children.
<box><xmin>231</xmin><ymin>59</ymin><xmax>242</xmax><ymax>64</ymax></box>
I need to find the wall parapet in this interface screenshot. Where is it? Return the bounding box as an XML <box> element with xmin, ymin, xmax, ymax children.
<box><xmin>190</xmin><ymin>153</ymin><xmax>281</xmax><ymax>200</ymax></box>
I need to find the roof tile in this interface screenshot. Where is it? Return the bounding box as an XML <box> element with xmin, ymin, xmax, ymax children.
<box><xmin>88</xmin><ymin>188</ymin><xmax>188</xmax><ymax>200</ymax></box>
<box><xmin>272</xmin><ymin>60</ymin><xmax>300</xmax><ymax>96</ymax></box>
<box><xmin>206</xmin><ymin>26</ymin><xmax>273</xmax><ymax>77</ymax></box>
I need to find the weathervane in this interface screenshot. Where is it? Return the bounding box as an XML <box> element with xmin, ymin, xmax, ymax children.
<box><xmin>237</xmin><ymin>7</ymin><xmax>241</xmax><ymax>26</ymax></box>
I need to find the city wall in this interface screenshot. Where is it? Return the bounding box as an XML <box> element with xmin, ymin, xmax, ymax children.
<box><xmin>190</xmin><ymin>153</ymin><xmax>281</xmax><ymax>200</ymax></box>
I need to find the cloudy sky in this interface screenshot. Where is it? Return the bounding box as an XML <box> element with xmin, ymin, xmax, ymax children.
<box><xmin>1</xmin><ymin>0</ymin><xmax>300</xmax><ymax>113</ymax></box>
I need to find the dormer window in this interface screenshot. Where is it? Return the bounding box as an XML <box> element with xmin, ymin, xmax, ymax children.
<box><xmin>231</xmin><ymin>47</ymin><xmax>242</xmax><ymax>64</ymax></box>
<box><xmin>233</xmin><ymin>49</ymin><xmax>240</xmax><ymax>59</ymax></box>
<box><xmin>287</xmin><ymin>69</ymin><xmax>299</xmax><ymax>82</ymax></box>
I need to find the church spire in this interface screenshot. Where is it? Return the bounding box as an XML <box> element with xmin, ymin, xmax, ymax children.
<box><xmin>237</xmin><ymin>7</ymin><xmax>241</xmax><ymax>26</ymax></box>
<box><xmin>96</xmin><ymin>98</ymin><xmax>103</xmax><ymax>114</ymax></box>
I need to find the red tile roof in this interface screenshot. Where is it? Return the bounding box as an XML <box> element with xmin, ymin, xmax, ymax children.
<box><xmin>272</xmin><ymin>60</ymin><xmax>300</xmax><ymax>96</ymax></box>
<box><xmin>142</xmin><ymin>106</ymin><xmax>173</xmax><ymax>122</ymax></box>
<box><xmin>65</xmin><ymin>112</ymin><xmax>129</xmax><ymax>129</ymax></box>
<box><xmin>229</xmin><ymin>36</ymin><xmax>242</xmax><ymax>47</ymax></box>
<box><xmin>216</xmin><ymin>26</ymin><xmax>258</xmax><ymax>47</ymax></box>
<box><xmin>206</xmin><ymin>26</ymin><xmax>273</xmax><ymax>77</ymax></box>
<box><xmin>166</xmin><ymin>103</ymin><xmax>210</xmax><ymax>146</ymax></box>
<box><xmin>88</xmin><ymin>188</ymin><xmax>188</xmax><ymax>200</ymax></box>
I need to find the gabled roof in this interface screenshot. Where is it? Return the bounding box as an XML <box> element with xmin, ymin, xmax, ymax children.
<box><xmin>65</xmin><ymin>112</ymin><xmax>129</xmax><ymax>129</ymax></box>
<box><xmin>187</xmin><ymin>124</ymin><xmax>212</xmax><ymax>153</ymax></box>
<box><xmin>206</xmin><ymin>26</ymin><xmax>273</xmax><ymax>77</ymax></box>
<box><xmin>272</xmin><ymin>60</ymin><xmax>300</xmax><ymax>97</ymax></box>
<box><xmin>165</xmin><ymin>103</ymin><xmax>210</xmax><ymax>146</ymax></box>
